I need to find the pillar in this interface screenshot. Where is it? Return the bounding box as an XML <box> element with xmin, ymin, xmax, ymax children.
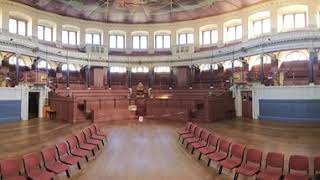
<box><xmin>125</xmin><ymin>31</ymin><xmax>132</xmax><ymax>54</ymax></box>
<box><xmin>241</xmin><ymin>16</ymin><xmax>249</xmax><ymax>42</ymax></box>
<box><xmin>270</xmin><ymin>8</ymin><xmax>278</xmax><ymax>34</ymax></box>
<box><xmin>148</xmin><ymin>67</ymin><xmax>154</xmax><ymax>89</ymax></box>
<box><xmin>127</xmin><ymin>67</ymin><xmax>132</xmax><ymax>88</ymax></box>
<box><xmin>259</xmin><ymin>55</ymin><xmax>264</xmax><ymax>84</ymax></box>
<box><xmin>56</xmin><ymin>24</ymin><xmax>63</xmax><ymax>48</ymax></box>
<box><xmin>79</xmin><ymin>26</ymin><xmax>86</xmax><ymax>48</ymax></box>
<box><xmin>309</xmin><ymin>48</ymin><xmax>318</xmax><ymax>84</ymax></box>
<box><xmin>209</xmin><ymin>64</ymin><xmax>214</xmax><ymax>88</ymax></box>
<box><xmin>148</xmin><ymin>31</ymin><xmax>155</xmax><ymax>54</ymax></box>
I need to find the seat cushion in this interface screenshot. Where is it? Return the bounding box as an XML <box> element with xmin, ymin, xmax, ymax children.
<box><xmin>190</xmin><ymin>141</ymin><xmax>207</xmax><ymax>149</ymax></box>
<box><xmin>177</xmin><ymin>128</ymin><xmax>188</xmax><ymax>135</ymax></box>
<box><xmin>257</xmin><ymin>169</ymin><xmax>282</xmax><ymax>180</ymax></box>
<box><xmin>6</xmin><ymin>176</ymin><xmax>27</xmax><ymax>180</ymax></box>
<box><xmin>61</xmin><ymin>155</ymin><xmax>81</xmax><ymax>165</ymax></box>
<box><xmin>219</xmin><ymin>158</ymin><xmax>242</xmax><ymax>169</ymax></box>
<box><xmin>28</xmin><ymin>169</ymin><xmax>55</xmax><ymax>180</ymax></box>
<box><xmin>181</xmin><ymin>134</ymin><xmax>194</xmax><ymax>139</ymax></box>
<box><xmin>185</xmin><ymin>137</ymin><xmax>200</xmax><ymax>144</ymax></box>
<box><xmin>46</xmin><ymin>162</ymin><xmax>69</xmax><ymax>174</ymax></box>
<box><xmin>198</xmin><ymin>146</ymin><xmax>216</xmax><ymax>155</ymax></box>
<box><xmin>87</xmin><ymin>139</ymin><xmax>100</xmax><ymax>145</ymax></box>
<box><xmin>72</xmin><ymin>149</ymin><xmax>89</xmax><ymax>157</ymax></box>
<box><xmin>91</xmin><ymin>135</ymin><xmax>105</xmax><ymax>141</ymax></box>
<box><xmin>283</xmin><ymin>173</ymin><xmax>309</xmax><ymax>180</ymax></box>
<box><xmin>236</xmin><ymin>163</ymin><xmax>260</xmax><ymax>176</ymax></box>
<box><xmin>207</xmin><ymin>152</ymin><xmax>228</xmax><ymax>162</ymax></box>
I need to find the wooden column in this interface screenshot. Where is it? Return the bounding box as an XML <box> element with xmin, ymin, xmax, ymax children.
<box><xmin>86</xmin><ymin>65</ymin><xmax>90</xmax><ymax>88</ymax></box>
<box><xmin>259</xmin><ymin>55</ymin><xmax>265</xmax><ymax>84</ymax></box>
<box><xmin>309</xmin><ymin>48</ymin><xmax>318</xmax><ymax>84</ymax></box>
<box><xmin>231</xmin><ymin>61</ymin><xmax>235</xmax><ymax>86</ymax></box>
<box><xmin>189</xmin><ymin>66</ymin><xmax>193</xmax><ymax>88</ymax></box>
<box><xmin>148</xmin><ymin>67</ymin><xmax>154</xmax><ymax>89</ymax></box>
<box><xmin>209</xmin><ymin>64</ymin><xmax>214</xmax><ymax>88</ymax></box>
<box><xmin>107</xmin><ymin>67</ymin><xmax>111</xmax><ymax>89</ymax></box>
<box><xmin>169</xmin><ymin>67</ymin><xmax>174</xmax><ymax>89</ymax></box>
<box><xmin>127</xmin><ymin>68</ymin><xmax>132</xmax><ymax>89</ymax></box>
<box><xmin>15</xmin><ymin>54</ymin><xmax>20</xmax><ymax>86</ymax></box>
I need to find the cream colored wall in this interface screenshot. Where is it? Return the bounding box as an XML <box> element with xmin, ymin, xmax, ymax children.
<box><xmin>1</xmin><ymin>0</ymin><xmax>319</xmax><ymax>51</ymax></box>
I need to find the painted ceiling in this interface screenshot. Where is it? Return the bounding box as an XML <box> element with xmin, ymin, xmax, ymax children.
<box><xmin>11</xmin><ymin>0</ymin><xmax>268</xmax><ymax>23</ymax></box>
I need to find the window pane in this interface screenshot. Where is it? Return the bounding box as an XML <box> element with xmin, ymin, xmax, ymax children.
<box><xmin>85</xmin><ymin>34</ymin><xmax>92</xmax><ymax>44</ymax></box>
<box><xmin>38</xmin><ymin>26</ymin><xmax>44</xmax><ymax>40</ymax></box>
<box><xmin>62</xmin><ymin>31</ymin><xmax>68</xmax><ymax>44</ymax></box>
<box><xmin>253</xmin><ymin>20</ymin><xmax>262</xmax><ymax>36</ymax></box>
<box><xmin>203</xmin><ymin>31</ymin><xmax>211</xmax><ymax>45</ymax></box>
<box><xmin>284</xmin><ymin>14</ymin><xmax>294</xmax><ymax>29</ymax></box>
<box><xmin>9</xmin><ymin>19</ymin><xmax>17</xmax><ymax>34</ymax></box>
<box><xmin>44</xmin><ymin>27</ymin><xmax>52</xmax><ymax>41</ymax></box>
<box><xmin>295</xmin><ymin>13</ymin><xmax>306</xmax><ymax>28</ymax></box>
<box><xmin>93</xmin><ymin>34</ymin><xmax>100</xmax><ymax>45</ymax></box>
<box><xmin>236</xmin><ymin>25</ymin><xmax>242</xmax><ymax>39</ymax></box>
<box><xmin>179</xmin><ymin>34</ymin><xmax>186</xmax><ymax>45</ymax></box>
<box><xmin>156</xmin><ymin>36</ymin><xmax>163</xmax><ymax>49</ymax></box>
<box><xmin>69</xmin><ymin>31</ymin><xmax>76</xmax><ymax>45</ymax></box>
<box><xmin>187</xmin><ymin>33</ymin><xmax>194</xmax><ymax>44</ymax></box>
<box><xmin>109</xmin><ymin>35</ymin><xmax>116</xmax><ymax>48</ymax></box>
<box><xmin>211</xmin><ymin>30</ymin><xmax>218</xmax><ymax>44</ymax></box>
<box><xmin>18</xmin><ymin>21</ymin><xmax>26</xmax><ymax>36</ymax></box>
<box><xmin>262</xmin><ymin>19</ymin><xmax>271</xmax><ymax>33</ymax></box>
<box><xmin>133</xmin><ymin>36</ymin><xmax>140</xmax><ymax>49</ymax></box>
<box><xmin>227</xmin><ymin>27</ymin><xmax>235</xmax><ymax>41</ymax></box>
<box><xmin>117</xmin><ymin>35</ymin><xmax>124</xmax><ymax>48</ymax></box>
<box><xmin>140</xmin><ymin>36</ymin><xmax>147</xmax><ymax>49</ymax></box>
<box><xmin>163</xmin><ymin>35</ymin><xmax>170</xmax><ymax>48</ymax></box>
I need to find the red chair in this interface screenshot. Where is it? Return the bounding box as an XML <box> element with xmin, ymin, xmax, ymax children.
<box><xmin>190</xmin><ymin>130</ymin><xmax>210</xmax><ymax>154</ymax></box>
<box><xmin>66</xmin><ymin>136</ymin><xmax>90</xmax><ymax>162</ymax></box>
<box><xmin>22</xmin><ymin>152</ymin><xmax>55</xmax><ymax>180</ymax></box>
<box><xmin>184</xmin><ymin>127</ymin><xmax>203</xmax><ymax>149</ymax></box>
<box><xmin>180</xmin><ymin>124</ymin><xmax>198</xmax><ymax>144</ymax></box>
<box><xmin>76</xmin><ymin>133</ymin><xmax>96</xmax><ymax>156</ymax></box>
<box><xmin>93</xmin><ymin>124</ymin><xmax>108</xmax><ymax>140</ymax></box>
<box><xmin>198</xmin><ymin>134</ymin><xmax>219</xmax><ymax>160</ymax></box>
<box><xmin>177</xmin><ymin>122</ymin><xmax>193</xmax><ymax>141</ymax></box>
<box><xmin>218</xmin><ymin>143</ymin><xmax>245</xmax><ymax>174</ymax></box>
<box><xmin>41</xmin><ymin>147</ymin><xmax>70</xmax><ymax>178</ymax></box>
<box><xmin>88</xmin><ymin>126</ymin><xmax>105</xmax><ymax>145</ymax></box>
<box><xmin>83</xmin><ymin>128</ymin><xmax>101</xmax><ymax>150</ymax></box>
<box><xmin>207</xmin><ymin>138</ymin><xmax>231</xmax><ymax>167</ymax></box>
<box><xmin>234</xmin><ymin>148</ymin><xmax>263</xmax><ymax>180</ymax></box>
<box><xmin>55</xmin><ymin>142</ymin><xmax>82</xmax><ymax>170</ymax></box>
<box><xmin>283</xmin><ymin>155</ymin><xmax>309</xmax><ymax>180</ymax></box>
<box><xmin>315</xmin><ymin>156</ymin><xmax>320</xmax><ymax>175</ymax></box>
<box><xmin>257</xmin><ymin>152</ymin><xmax>284</xmax><ymax>180</ymax></box>
<box><xmin>0</xmin><ymin>159</ymin><xmax>27</xmax><ymax>180</ymax></box>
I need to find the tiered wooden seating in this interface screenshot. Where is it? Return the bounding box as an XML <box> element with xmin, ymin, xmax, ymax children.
<box><xmin>153</xmin><ymin>73</ymin><xmax>170</xmax><ymax>89</ymax></box>
<box><xmin>279</xmin><ymin>61</ymin><xmax>309</xmax><ymax>85</ymax></box>
<box><xmin>249</xmin><ymin>64</ymin><xmax>272</xmax><ymax>83</ymax></box>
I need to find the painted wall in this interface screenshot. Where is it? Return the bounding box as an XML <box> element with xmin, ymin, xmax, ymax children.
<box><xmin>234</xmin><ymin>84</ymin><xmax>320</xmax><ymax>121</ymax></box>
<box><xmin>0</xmin><ymin>85</ymin><xmax>48</xmax><ymax>123</ymax></box>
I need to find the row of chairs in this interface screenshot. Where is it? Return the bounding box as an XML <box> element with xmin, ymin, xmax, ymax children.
<box><xmin>0</xmin><ymin>124</ymin><xmax>108</xmax><ymax>180</ymax></box>
<box><xmin>177</xmin><ymin>122</ymin><xmax>320</xmax><ymax>180</ymax></box>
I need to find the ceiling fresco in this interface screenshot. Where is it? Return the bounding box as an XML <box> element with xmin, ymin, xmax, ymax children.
<box><xmin>11</xmin><ymin>0</ymin><xmax>268</xmax><ymax>23</ymax></box>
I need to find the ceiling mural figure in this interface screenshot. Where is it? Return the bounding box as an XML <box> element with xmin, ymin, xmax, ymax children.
<box><xmin>12</xmin><ymin>0</ymin><xmax>268</xmax><ymax>23</ymax></box>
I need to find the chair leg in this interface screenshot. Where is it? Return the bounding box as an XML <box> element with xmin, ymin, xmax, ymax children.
<box><xmin>198</xmin><ymin>153</ymin><xmax>202</xmax><ymax>160</ymax></box>
<box><xmin>233</xmin><ymin>173</ymin><xmax>238</xmax><ymax>180</ymax></box>
<box><xmin>101</xmin><ymin>140</ymin><xmax>105</xmax><ymax>146</ymax></box>
<box><xmin>178</xmin><ymin>135</ymin><xmax>181</xmax><ymax>141</ymax></box>
<box><xmin>77</xmin><ymin>162</ymin><xmax>81</xmax><ymax>170</ymax></box>
<box><xmin>218</xmin><ymin>166</ymin><xmax>223</xmax><ymax>174</ymax></box>
<box><xmin>85</xmin><ymin>155</ymin><xmax>89</xmax><ymax>162</ymax></box>
<box><xmin>191</xmin><ymin>147</ymin><xmax>195</xmax><ymax>154</ymax></box>
<box><xmin>186</xmin><ymin>143</ymin><xmax>189</xmax><ymax>149</ymax></box>
<box><xmin>182</xmin><ymin>138</ymin><xmax>185</xmax><ymax>144</ymax></box>
<box><xmin>66</xmin><ymin>170</ymin><xmax>70</xmax><ymax>178</ymax></box>
<box><xmin>207</xmin><ymin>159</ymin><xmax>211</xmax><ymax>167</ymax></box>
<box><xmin>92</xmin><ymin>149</ymin><xmax>95</xmax><ymax>156</ymax></box>
<box><xmin>97</xmin><ymin>144</ymin><xmax>100</xmax><ymax>150</ymax></box>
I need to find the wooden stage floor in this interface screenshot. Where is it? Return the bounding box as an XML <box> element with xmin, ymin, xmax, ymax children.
<box><xmin>0</xmin><ymin>118</ymin><xmax>319</xmax><ymax>180</ymax></box>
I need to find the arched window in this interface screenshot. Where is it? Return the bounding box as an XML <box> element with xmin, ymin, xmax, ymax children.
<box><xmin>61</xmin><ymin>64</ymin><xmax>77</xmax><ymax>71</ymax></box>
<box><xmin>199</xmin><ymin>64</ymin><xmax>211</xmax><ymax>72</ymax></box>
<box><xmin>9</xmin><ymin>56</ymin><xmax>25</xmax><ymax>66</ymax></box>
<box><xmin>250</xmin><ymin>55</ymin><xmax>271</xmax><ymax>70</ymax></box>
<box><xmin>132</xmin><ymin>66</ymin><xmax>149</xmax><ymax>73</ymax></box>
<box><xmin>110</xmin><ymin>66</ymin><xmax>127</xmax><ymax>73</ymax></box>
<box><xmin>37</xmin><ymin>60</ymin><xmax>52</xmax><ymax>69</ymax></box>
<box><xmin>234</xmin><ymin>60</ymin><xmax>243</xmax><ymax>68</ymax></box>
<box><xmin>154</xmin><ymin>66</ymin><xmax>170</xmax><ymax>73</ymax></box>
<box><xmin>284</xmin><ymin>51</ymin><xmax>308</xmax><ymax>62</ymax></box>
<box><xmin>223</xmin><ymin>61</ymin><xmax>233</xmax><ymax>69</ymax></box>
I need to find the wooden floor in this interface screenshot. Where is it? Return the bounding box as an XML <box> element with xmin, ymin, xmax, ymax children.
<box><xmin>0</xmin><ymin>118</ymin><xmax>319</xmax><ymax>180</ymax></box>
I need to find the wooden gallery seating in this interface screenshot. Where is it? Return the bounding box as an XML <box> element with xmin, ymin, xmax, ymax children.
<box><xmin>279</xmin><ymin>61</ymin><xmax>309</xmax><ymax>85</ymax></box>
<box><xmin>249</xmin><ymin>64</ymin><xmax>273</xmax><ymax>85</ymax></box>
<box><xmin>177</xmin><ymin>122</ymin><xmax>319</xmax><ymax>180</ymax></box>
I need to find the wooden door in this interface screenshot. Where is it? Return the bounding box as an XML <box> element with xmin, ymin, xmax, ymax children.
<box><xmin>241</xmin><ymin>91</ymin><xmax>252</xmax><ymax>118</ymax></box>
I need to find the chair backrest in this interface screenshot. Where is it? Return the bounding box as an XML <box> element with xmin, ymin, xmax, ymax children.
<box><xmin>89</xmin><ymin>125</ymin><xmax>97</xmax><ymax>135</ymax></box>
<box><xmin>218</xmin><ymin>138</ymin><xmax>231</xmax><ymax>154</ymax></box>
<box><xmin>23</xmin><ymin>153</ymin><xmax>41</xmax><ymax>174</ymax></box>
<box><xmin>200</xmin><ymin>130</ymin><xmax>210</xmax><ymax>143</ymax></box>
<box><xmin>76</xmin><ymin>132</ymin><xmax>86</xmax><ymax>145</ymax></box>
<box><xmin>189</xmin><ymin>124</ymin><xmax>197</xmax><ymax>134</ymax></box>
<box><xmin>0</xmin><ymin>159</ymin><xmax>21</xmax><ymax>178</ymax></box>
<box><xmin>41</xmin><ymin>147</ymin><xmax>57</xmax><ymax>165</ymax></box>
<box><xmin>56</xmin><ymin>142</ymin><xmax>69</xmax><ymax>157</ymax></box>
<box><xmin>265</xmin><ymin>152</ymin><xmax>284</xmax><ymax>171</ymax></box>
<box><xmin>208</xmin><ymin>134</ymin><xmax>219</xmax><ymax>148</ymax></box>
<box><xmin>67</xmin><ymin>136</ymin><xmax>79</xmax><ymax>152</ymax></box>
<box><xmin>83</xmin><ymin>128</ymin><xmax>92</xmax><ymax>140</ymax></box>
<box><xmin>288</xmin><ymin>155</ymin><xmax>309</xmax><ymax>174</ymax></box>
<box><xmin>194</xmin><ymin>127</ymin><xmax>203</xmax><ymax>138</ymax></box>
<box><xmin>314</xmin><ymin>156</ymin><xmax>320</xmax><ymax>173</ymax></box>
<box><xmin>185</xmin><ymin>122</ymin><xmax>193</xmax><ymax>131</ymax></box>
<box><xmin>230</xmin><ymin>143</ymin><xmax>245</xmax><ymax>160</ymax></box>
<box><xmin>246</xmin><ymin>149</ymin><xmax>263</xmax><ymax>166</ymax></box>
